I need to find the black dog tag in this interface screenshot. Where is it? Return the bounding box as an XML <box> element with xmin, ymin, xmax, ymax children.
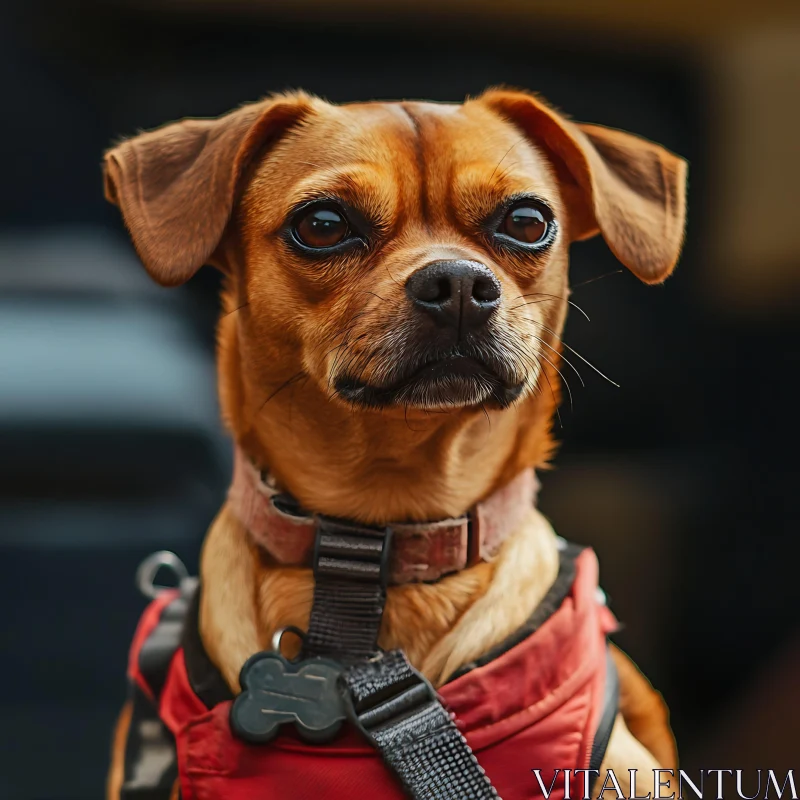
<box><xmin>230</xmin><ymin>651</ymin><xmax>346</xmax><ymax>745</ymax></box>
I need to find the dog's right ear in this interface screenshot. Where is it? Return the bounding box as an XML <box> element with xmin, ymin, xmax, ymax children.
<box><xmin>103</xmin><ymin>93</ymin><xmax>314</xmax><ymax>287</ymax></box>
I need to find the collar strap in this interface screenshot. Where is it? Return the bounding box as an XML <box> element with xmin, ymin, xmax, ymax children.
<box><xmin>228</xmin><ymin>447</ymin><xmax>538</xmax><ymax>585</ymax></box>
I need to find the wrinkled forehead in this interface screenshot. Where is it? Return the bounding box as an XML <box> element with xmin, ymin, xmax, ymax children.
<box><xmin>246</xmin><ymin>98</ymin><xmax>559</xmax><ymax>228</ymax></box>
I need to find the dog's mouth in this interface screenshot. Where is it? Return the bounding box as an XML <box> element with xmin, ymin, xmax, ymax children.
<box><xmin>334</xmin><ymin>351</ymin><xmax>527</xmax><ymax>410</ymax></box>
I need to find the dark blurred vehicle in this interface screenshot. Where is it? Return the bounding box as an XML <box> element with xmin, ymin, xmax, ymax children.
<box><xmin>1</xmin><ymin>2</ymin><xmax>798</xmax><ymax>797</ymax></box>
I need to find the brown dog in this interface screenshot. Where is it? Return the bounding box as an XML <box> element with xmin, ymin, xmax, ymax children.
<box><xmin>104</xmin><ymin>88</ymin><xmax>686</xmax><ymax>798</ymax></box>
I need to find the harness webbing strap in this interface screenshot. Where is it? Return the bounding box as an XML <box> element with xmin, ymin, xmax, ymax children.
<box><xmin>138</xmin><ymin>590</ymin><xmax>195</xmax><ymax>698</ymax></box>
<box><xmin>341</xmin><ymin>649</ymin><xmax>500</xmax><ymax>800</ymax></box>
<box><xmin>120</xmin><ymin>683</ymin><xmax>179</xmax><ymax>800</ymax></box>
<box><xmin>301</xmin><ymin>517</ymin><xmax>392</xmax><ymax>661</ymax></box>
<box><xmin>122</xmin><ymin>593</ymin><xmax>194</xmax><ymax>800</ymax></box>
<box><xmin>589</xmin><ymin>648</ymin><xmax>620</xmax><ymax>773</ymax></box>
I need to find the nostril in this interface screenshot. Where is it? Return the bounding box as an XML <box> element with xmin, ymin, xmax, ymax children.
<box><xmin>472</xmin><ymin>275</ymin><xmax>501</xmax><ymax>304</ymax></box>
<box><xmin>428</xmin><ymin>277</ymin><xmax>452</xmax><ymax>304</ymax></box>
<box><xmin>408</xmin><ymin>272</ymin><xmax>452</xmax><ymax>305</ymax></box>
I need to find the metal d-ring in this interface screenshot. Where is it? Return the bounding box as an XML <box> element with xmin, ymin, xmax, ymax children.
<box><xmin>136</xmin><ymin>550</ymin><xmax>189</xmax><ymax>599</ymax></box>
<box><xmin>271</xmin><ymin>625</ymin><xmax>307</xmax><ymax>655</ymax></box>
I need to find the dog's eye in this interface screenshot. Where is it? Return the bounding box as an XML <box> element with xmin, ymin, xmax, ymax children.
<box><xmin>294</xmin><ymin>207</ymin><xmax>350</xmax><ymax>249</ymax></box>
<box><xmin>500</xmin><ymin>203</ymin><xmax>551</xmax><ymax>245</ymax></box>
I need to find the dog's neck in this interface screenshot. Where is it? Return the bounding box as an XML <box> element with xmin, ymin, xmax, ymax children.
<box><xmin>230</xmin><ymin>388</ymin><xmax>556</xmax><ymax>525</ymax></box>
<box><xmin>218</xmin><ymin>310</ymin><xmax>559</xmax><ymax>526</ymax></box>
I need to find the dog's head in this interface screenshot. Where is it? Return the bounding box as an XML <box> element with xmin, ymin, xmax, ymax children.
<box><xmin>104</xmin><ymin>90</ymin><xmax>686</xmax><ymax>517</ymax></box>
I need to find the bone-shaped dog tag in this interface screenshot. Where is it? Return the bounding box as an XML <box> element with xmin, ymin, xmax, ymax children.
<box><xmin>230</xmin><ymin>651</ymin><xmax>346</xmax><ymax>745</ymax></box>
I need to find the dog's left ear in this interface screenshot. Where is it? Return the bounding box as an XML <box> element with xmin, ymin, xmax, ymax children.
<box><xmin>480</xmin><ymin>89</ymin><xmax>688</xmax><ymax>284</ymax></box>
<box><xmin>103</xmin><ymin>93</ymin><xmax>314</xmax><ymax>287</ymax></box>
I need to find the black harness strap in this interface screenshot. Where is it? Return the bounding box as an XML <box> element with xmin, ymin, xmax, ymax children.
<box><xmin>341</xmin><ymin>649</ymin><xmax>500</xmax><ymax>800</ymax></box>
<box><xmin>589</xmin><ymin>648</ymin><xmax>620</xmax><ymax>773</ymax></box>
<box><xmin>302</xmin><ymin>517</ymin><xmax>392</xmax><ymax>661</ymax></box>
<box><xmin>182</xmin><ymin>586</ymin><xmax>234</xmax><ymax>708</ymax></box>
<box><xmin>121</xmin><ymin>591</ymin><xmax>194</xmax><ymax>800</ymax></box>
<box><xmin>120</xmin><ymin>683</ymin><xmax>179</xmax><ymax>800</ymax></box>
<box><xmin>138</xmin><ymin>589</ymin><xmax>195</xmax><ymax>697</ymax></box>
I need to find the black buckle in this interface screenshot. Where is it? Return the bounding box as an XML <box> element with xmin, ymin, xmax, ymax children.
<box><xmin>313</xmin><ymin>516</ymin><xmax>393</xmax><ymax>590</ymax></box>
<box><xmin>340</xmin><ymin>650</ymin><xmax>439</xmax><ymax>748</ymax></box>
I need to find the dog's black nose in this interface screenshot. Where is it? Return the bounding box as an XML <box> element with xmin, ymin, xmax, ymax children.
<box><xmin>405</xmin><ymin>260</ymin><xmax>501</xmax><ymax>332</ymax></box>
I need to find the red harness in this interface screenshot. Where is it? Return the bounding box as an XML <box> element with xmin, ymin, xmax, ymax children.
<box><xmin>124</xmin><ymin>546</ymin><xmax>617</xmax><ymax>800</ymax></box>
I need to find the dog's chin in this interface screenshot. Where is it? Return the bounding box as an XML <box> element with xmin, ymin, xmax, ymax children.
<box><xmin>334</xmin><ymin>356</ymin><xmax>525</xmax><ymax>411</ymax></box>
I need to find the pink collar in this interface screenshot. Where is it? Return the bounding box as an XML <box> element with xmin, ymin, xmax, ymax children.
<box><xmin>228</xmin><ymin>447</ymin><xmax>538</xmax><ymax>585</ymax></box>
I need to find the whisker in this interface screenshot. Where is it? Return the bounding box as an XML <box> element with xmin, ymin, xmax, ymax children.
<box><xmin>489</xmin><ymin>137</ymin><xmax>526</xmax><ymax>182</ymax></box>
<box><xmin>539</xmin><ymin>361</ymin><xmax>563</xmax><ymax>429</ymax></box>
<box><xmin>538</xmin><ymin>352</ymin><xmax>573</xmax><ymax>411</ymax></box>
<box><xmin>509</xmin><ymin>294</ymin><xmax>591</xmax><ymax>322</ymax></box>
<box><xmin>571</xmin><ymin>269</ymin><xmax>622</xmax><ymax>290</ymax></box>
<box><xmin>259</xmin><ymin>370</ymin><xmax>306</xmax><ymax>411</ymax></box>
<box><xmin>403</xmin><ymin>403</ymin><xmax>420</xmax><ymax>432</ymax></box>
<box><xmin>384</xmin><ymin>262</ymin><xmax>403</xmax><ymax>289</ymax></box>
<box><xmin>336</xmin><ymin>334</ymin><xmax>369</xmax><ymax>381</ymax></box>
<box><xmin>283</xmin><ymin>373</ymin><xmax>311</xmax><ymax>434</ymax></box>
<box><xmin>321</xmin><ymin>325</ymin><xmax>371</xmax><ymax>363</ymax></box>
<box><xmin>306</xmin><ymin>314</ymin><xmax>369</xmax><ymax>360</ymax></box>
<box><xmin>327</xmin><ymin>330</ymin><xmax>354</xmax><ymax>391</ymax></box>
<box><xmin>220</xmin><ymin>301</ymin><xmax>249</xmax><ymax>319</ymax></box>
<box><xmin>532</xmin><ymin>321</ymin><xmax>620</xmax><ymax>388</ymax></box>
<box><xmin>531</xmin><ymin>335</ymin><xmax>585</xmax><ymax>387</ymax></box>
<box><xmin>357</xmin><ymin>290</ymin><xmax>390</xmax><ymax>303</ymax></box>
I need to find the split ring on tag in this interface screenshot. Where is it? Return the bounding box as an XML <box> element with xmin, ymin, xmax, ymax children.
<box><xmin>271</xmin><ymin>625</ymin><xmax>306</xmax><ymax>654</ymax></box>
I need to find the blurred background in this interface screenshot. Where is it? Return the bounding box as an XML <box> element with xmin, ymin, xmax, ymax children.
<box><xmin>1</xmin><ymin>0</ymin><xmax>799</xmax><ymax>797</ymax></box>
